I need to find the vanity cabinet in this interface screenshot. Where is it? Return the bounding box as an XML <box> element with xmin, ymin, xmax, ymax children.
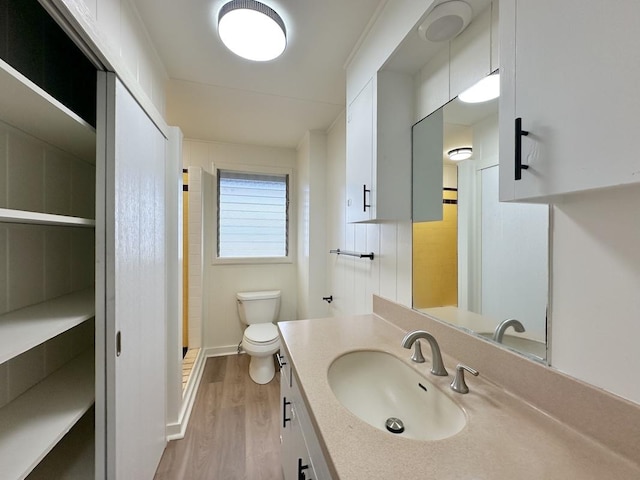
<box><xmin>346</xmin><ymin>71</ymin><xmax>413</xmax><ymax>223</ymax></box>
<box><xmin>499</xmin><ymin>0</ymin><xmax>640</xmax><ymax>202</ymax></box>
<box><xmin>279</xmin><ymin>350</ymin><xmax>331</xmax><ymax>480</ymax></box>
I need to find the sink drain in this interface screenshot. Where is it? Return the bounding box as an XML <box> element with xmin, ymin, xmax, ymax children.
<box><xmin>385</xmin><ymin>417</ymin><xmax>405</xmax><ymax>434</ymax></box>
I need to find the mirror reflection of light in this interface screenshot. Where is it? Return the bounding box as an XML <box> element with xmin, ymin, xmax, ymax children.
<box><xmin>458</xmin><ymin>74</ymin><xmax>500</xmax><ymax>103</ymax></box>
<box><xmin>448</xmin><ymin>147</ymin><xmax>473</xmax><ymax>161</ymax></box>
<box><xmin>218</xmin><ymin>2</ymin><xmax>287</xmax><ymax>61</ymax></box>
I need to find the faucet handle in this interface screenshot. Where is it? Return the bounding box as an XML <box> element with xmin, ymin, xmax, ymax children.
<box><xmin>410</xmin><ymin>339</ymin><xmax>426</xmax><ymax>363</ymax></box>
<box><xmin>450</xmin><ymin>364</ymin><xmax>479</xmax><ymax>394</ymax></box>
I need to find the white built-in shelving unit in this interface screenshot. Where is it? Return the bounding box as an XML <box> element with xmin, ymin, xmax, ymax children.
<box><xmin>0</xmin><ymin>288</ymin><xmax>95</xmax><ymax>365</ymax></box>
<box><xmin>0</xmin><ymin>350</ymin><xmax>94</xmax><ymax>480</ymax></box>
<box><xmin>0</xmin><ymin>58</ymin><xmax>95</xmax><ymax>164</ymax></box>
<box><xmin>0</xmin><ymin>48</ymin><xmax>96</xmax><ymax>479</ymax></box>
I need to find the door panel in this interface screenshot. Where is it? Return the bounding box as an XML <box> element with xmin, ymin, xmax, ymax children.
<box><xmin>98</xmin><ymin>72</ymin><xmax>166</xmax><ymax>479</ymax></box>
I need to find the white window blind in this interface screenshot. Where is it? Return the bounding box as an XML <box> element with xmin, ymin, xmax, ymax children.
<box><xmin>217</xmin><ymin>170</ymin><xmax>289</xmax><ymax>258</ymax></box>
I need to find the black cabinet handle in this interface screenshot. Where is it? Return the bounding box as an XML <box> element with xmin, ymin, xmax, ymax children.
<box><xmin>298</xmin><ymin>458</ymin><xmax>311</xmax><ymax>480</ymax></box>
<box><xmin>282</xmin><ymin>397</ymin><xmax>291</xmax><ymax>428</ymax></box>
<box><xmin>515</xmin><ymin>117</ymin><xmax>530</xmax><ymax>181</ymax></box>
<box><xmin>362</xmin><ymin>184</ymin><xmax>371</xmax><ymax>212</ymax></box>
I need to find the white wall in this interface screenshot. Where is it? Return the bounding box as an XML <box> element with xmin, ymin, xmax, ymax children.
<box><xmin>324</xmin><ymin>112</ymin><xmax>349</xmax><ymax>316</ymax></box>
<box><xmin>183</xmin><ymin>139</ymin><xmax>298</xmax><ymax>352</ymax></box>
<box><xmin>296</xmin><ymin>131</ymin><xmax>329</xmax><ymax>320</ymax></box>
<box><xmin>551</xmin><ymin>185</ymin><xmax>640</xmax><ymax>404</ymax></box>
<box><xmin>325</xmin><ymin>112</ymin><xmax>412</xmax><ymax>316</ymax></box>
<box><xmin>346</xmin><ymin>0</ymin><xmax>438</xmax><ymax>103</ymax></box>
<box><xmin>55</xmin><ymin>0</ymin><xmax>168</xmax><ymax>119</ymax></box>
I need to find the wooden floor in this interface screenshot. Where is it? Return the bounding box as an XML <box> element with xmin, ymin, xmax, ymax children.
<box><xmin>154</xmin><ymin>355</ymin><xmax>282</xmax><ymax>480</ymax></box>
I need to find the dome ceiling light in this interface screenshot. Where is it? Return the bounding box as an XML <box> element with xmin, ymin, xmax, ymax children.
<box><xmin>218</xmin><ymin>0</ymin><xmax>287</xmax><ymax>61</ymax></box>
<box><xmin>459</xmin><ymin>73</ymin><xmax>500</xmax><ymax>103</ymax></box>
<box><xmin>448</xmin><ymin>147</ymin><xmax>473</xmax><ymax>161</ymax></box>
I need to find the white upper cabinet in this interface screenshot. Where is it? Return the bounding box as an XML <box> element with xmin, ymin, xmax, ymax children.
<box><xmin>346</xmin><ymin>71</ymin><xmax>413</xmax><ymax>223</ymax></box>
<box><xmin>499</xmin><ymin>0</ymin><xmax>640</xmax><ymax>201</ymax></box>
<box><xmin>346</xmin><ymin>78</ymin><xmax>374</xmax><ymax>223</ymax></box>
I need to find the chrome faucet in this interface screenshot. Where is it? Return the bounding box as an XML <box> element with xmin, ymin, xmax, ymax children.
<box><xmin>450</xmin><ymin>364</ymin><xmax>479</xmax><ymax>394</ymax></box>
<box><xmin>401</xmin><ymin>330</ymin><xmax>448</xmax><ymax>376</ymax></box>
<box><xmin>492</xmin><ymin>318</ymin><xmax>525</xmax><ymax>343</ymax></box>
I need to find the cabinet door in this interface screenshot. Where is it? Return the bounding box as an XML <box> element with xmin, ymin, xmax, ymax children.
<box><xmin>96</xmin><ymin>72</ymin><xmax>167</xmax><ymax>479</ymax></box>
<box><xmin>280</xmin><ymin>352</ymin><xmax>295</xmax><ymax>480</ymax></box>
<box><xmin>499</xmin><ymin>0</ymin><xmax>640</xmax><ymax>201</ymax></box>
<box><xmin>346</xmin><ymin>79</ymin><xmax>373</xmax><ymax>223</ymax></box>
<box><xmin>282</xmin><ymin>406</ymin><xmax>316</xmax><ymax>480</ymax></box>
<box><xmin>281</xmin><ymin>386</ymin><xmax>314</xmax><ymax>479</ymax></box>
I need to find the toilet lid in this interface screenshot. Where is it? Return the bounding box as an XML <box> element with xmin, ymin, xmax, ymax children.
<box><xmin>245</xmin><ymin>324</ymin><xmax>278</xmax><ymax>343</ymax></box>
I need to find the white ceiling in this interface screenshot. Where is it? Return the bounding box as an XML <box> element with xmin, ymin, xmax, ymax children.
<box><xmin>130</xmin><ymin>0</ymin><xmax>384</xmax><ymax>148</ymax></box>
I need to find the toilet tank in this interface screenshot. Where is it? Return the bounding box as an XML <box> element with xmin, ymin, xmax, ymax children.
<box><xmin>236</xmin><ymin>290</ymin><xmax>281</xmax><ymax>325</ymax></box>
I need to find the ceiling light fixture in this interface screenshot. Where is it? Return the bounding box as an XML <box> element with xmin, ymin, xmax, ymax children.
<box><xmin>448</xmin><ymin>147</ymin><xmax>473</xmax><ymax>161</ymax></box>
<box><xmin>459</xmin><ymin>73</ymin><xmax>500</xmax><ymax>103</ymax></box>
<box><xmin>218</xmin><ymin>0</ymin><xmax>287</xmax><ymax>61</ymax></box>
<box><xmin>418</xmin><ymin>1</ymin><xmax>472</xmax><ymax>42</ymax></box>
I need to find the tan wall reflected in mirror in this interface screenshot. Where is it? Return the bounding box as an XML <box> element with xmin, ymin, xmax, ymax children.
<box><xmin>413</xmin><ymin>189</ymin><xmax>458</xmax><ymax>308</ymax></box>
<box><xmin>412</xmin><ymin>93</ymin><xmax>549</xmax><ymax>362</ymax></box>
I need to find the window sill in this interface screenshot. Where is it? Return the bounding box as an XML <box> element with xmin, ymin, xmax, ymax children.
<box><xmin>213</xmin><ymin>256</ymin><xmax>293</xmax><ymax>266</ymax></box>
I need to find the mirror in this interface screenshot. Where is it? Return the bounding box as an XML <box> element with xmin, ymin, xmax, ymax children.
<box><xmin>412</xmin><ymin>89</ymin><xmax>549</xmax><ymax>362</ymax></box>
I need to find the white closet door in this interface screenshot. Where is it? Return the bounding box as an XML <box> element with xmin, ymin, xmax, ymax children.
<box><xmin>96</xmin><ymin>72</ymin><xmax>167</xmax><ymax>480</ymax></box>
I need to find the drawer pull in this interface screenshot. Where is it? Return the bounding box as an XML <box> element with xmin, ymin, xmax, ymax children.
<box><xmin>282</xmin><ymin>397</ymin><xmax>291</xmax><ymax>428</ymax></box>
<box><xmin>298</xmin><ymin>457</ymin><xmax>311</xmax><ymax>480</ymax></box>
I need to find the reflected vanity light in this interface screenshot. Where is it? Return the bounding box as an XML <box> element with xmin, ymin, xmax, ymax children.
<box><xmin>448</xmin><ymin>147</ymin><xmax>473</xmax><ymax>161</ymax></box>
<box><xmin>218</xmin><ymin>0</ymin><xmax>287</xmax><ymax>61</ymax></box>
<box><xmin>458</xmin><ymin>73</ymin><xmax>500</xmax><ymax>103</ymax></box>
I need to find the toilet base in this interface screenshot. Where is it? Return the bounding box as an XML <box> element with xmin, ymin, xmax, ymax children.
<box><xmin>248</xmin><ymin>354</ymin><xmax>276</xmax><ymax>384</ymax></box>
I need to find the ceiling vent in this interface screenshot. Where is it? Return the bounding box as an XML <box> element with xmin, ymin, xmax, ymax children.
<box><xmin>418</xmin><ymin>1</ymin><xmax>472</xmax><ymax>42</ymax></box>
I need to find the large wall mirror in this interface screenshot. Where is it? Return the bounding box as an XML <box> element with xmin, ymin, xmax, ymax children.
<box><xmin>412</xmin><ymin>82</ymin><xmax>550</xmax><ymax>362</ymax></box>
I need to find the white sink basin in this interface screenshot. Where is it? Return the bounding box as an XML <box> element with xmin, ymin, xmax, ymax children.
<box><xmin>327</xmin><ymin>350</ymin><xmax>466</xmax><ymax>441</ymax></box>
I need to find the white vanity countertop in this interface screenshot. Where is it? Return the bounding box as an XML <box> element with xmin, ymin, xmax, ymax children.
<box><xmin>278</xmin><ymin>314</ymin><xmax>640</xmax><ymax>480</ymax></box>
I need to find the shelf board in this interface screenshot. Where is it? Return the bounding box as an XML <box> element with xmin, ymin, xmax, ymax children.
<box><xmin>0</xmin><ymin>59</ymin><xmax>95</xmax><ymax>164</ymax></box>
<box><xmin>25</xmin><ymin>406</ymin><xmax>94</xmax><ymax>480</ymax></box>
<box><xmin>0</xmin><ymin>349</ymin><xmax>94</xmax><ymax>480</ymax></box>
<box><xmin>0</xmin><ymin>209</ymin><xmax>95</xmax><ymax>228</ymax></box>
<box><xmin>0</xmin><ymin>289</ymin><xmax>95</xmax><ymax>365</ymax></box>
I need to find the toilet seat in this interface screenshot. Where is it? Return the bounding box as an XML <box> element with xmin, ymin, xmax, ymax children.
<box><xmin>244</xmin><ymin>323</ymin><xmax>278</xmax><ymax>344</ymax></box>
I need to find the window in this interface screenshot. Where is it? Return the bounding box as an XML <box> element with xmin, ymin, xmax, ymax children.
<box><xmin>217</xmin><ymin>169</ymin><xmax>289</xmax><ymax>260</ymax></box>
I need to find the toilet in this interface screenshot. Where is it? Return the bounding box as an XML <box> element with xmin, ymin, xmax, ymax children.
<box><xmin>236</xmin><ymin>290</ymin><xmax>281</xmax><ymax>384</ymax></box>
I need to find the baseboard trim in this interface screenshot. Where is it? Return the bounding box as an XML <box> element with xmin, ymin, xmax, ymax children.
<box><xmin>203</xmin><ymin>345</ymin><xmax>240</xmax><ymax>357</ymax></box>
<box><xmin>166</xmin><ymin>345</ymin><xmax>241</xmax><ymax>440</ymax></box>
<box><xmin>166</xmin><ymin>348</ymin><xmax>207</xmax><ymax>440</ymax></box>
